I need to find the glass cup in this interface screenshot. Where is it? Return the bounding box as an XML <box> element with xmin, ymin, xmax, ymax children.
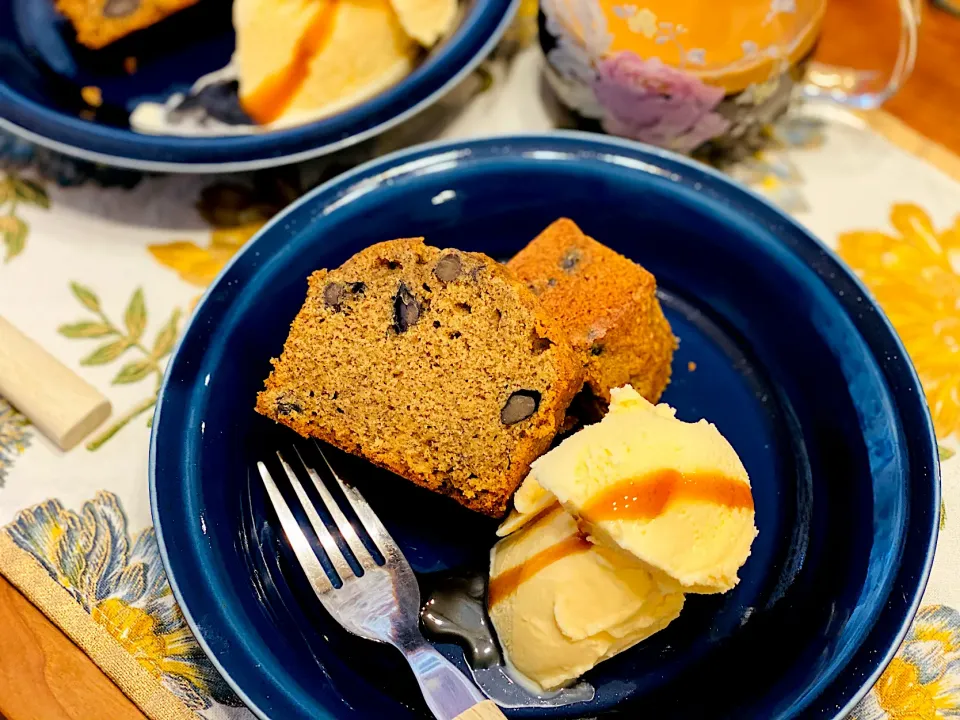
<box><xmin>538</xmin><ymin>0</ymin><xmax>920</xmax><ymax>157</ymax></box>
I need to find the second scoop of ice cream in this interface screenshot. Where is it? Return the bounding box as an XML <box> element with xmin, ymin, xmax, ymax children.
<box><xmin>489</xmin><ymin>504</ymin><xmax>684</xmax><ymax>691</ymax></box>
<box><xmin>516</xmin><ymin>385</ymin><xmax>758</xmax><ymax>594</ymax></box>
<box><xmin>489</xmin><ymin>384</ymin><xmax>757</xmax><ymax>690</ymax></box>
<box><xmin>234</xmin><ymin>0</ymin><xmax>456</xmax><ymax>127</ymax></box>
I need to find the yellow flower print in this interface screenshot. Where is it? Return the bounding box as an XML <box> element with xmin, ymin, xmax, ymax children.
<box><xmin>837</xmin><ymin>204</ymin><xmax>960</xmax><ymax>440</ymax></box>
<box><xmin>149</xmin><ymin>219</ymin><xmax>266</xmax><ymax>288</ymax></box>
<box><xmin>149</xmin><ymin>181</ymin><xmax>282</xmax><ymax>289</ymax></box>
<box><xmin>93</xmin><ymin>599</ymin><xmax>170</xmax><ymax>674</ymax></box>
<box><xmin>852</xmin><ymin>605</ymin><xmax>960</xmax><ymax>719</ymax></box>
<box><xmin>628</xmin><ymin>8</ymin><xmax>658</xmax><ymax>38</ymax></box>
<box><xmin>503</xmin><ymin>0</ymin><xmax>539</xmax><ymax>47</ymax></box>
<box><xmin>4</xmin><ymin>492</ymin><xmax>242</xmax><ymax>710</ymax></box>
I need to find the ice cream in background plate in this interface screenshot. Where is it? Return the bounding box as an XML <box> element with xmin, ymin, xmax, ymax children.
<box><xmin>389</xmin><ymin>0</ymin><xmax>458</xmax><ymax>45</ymax></box>
<box><xmin>489</xmin><ymin>385</ymin><xmax>757</xmax><ymax>690</ymax></box>
<box><xmin>131</xmin><ymin>0</ymin><xmax>457</xmax><ymax>134</ymax></box>
<box><xmin>235</xmin><ymin>0</ymin><xmax>456</xmax><ymax>127</ymax></box>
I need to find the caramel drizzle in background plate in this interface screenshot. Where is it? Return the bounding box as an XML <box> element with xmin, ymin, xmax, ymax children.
<box><xmin>488</xmin><ymin>470</ymin><xmax>753</xmax><ymax>607</ymax></box>
<box><xmin>241</xmin><ymin>0</ymin><xmax>340</xmax><ymax>124</ymax></box>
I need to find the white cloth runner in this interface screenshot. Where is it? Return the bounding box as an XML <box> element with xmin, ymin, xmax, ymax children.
<box><xmin>0</xmin><ymin>45</ymin><xmax>958</xmax><ymax>720</ymax></box>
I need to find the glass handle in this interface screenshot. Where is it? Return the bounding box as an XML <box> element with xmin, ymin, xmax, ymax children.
<box><xmin>801</xmin><ymin>0</ymin><xmax>920</xmax><ymax>109</ymax></box>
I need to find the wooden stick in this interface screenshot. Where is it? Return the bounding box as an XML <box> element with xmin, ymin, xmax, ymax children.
<box><xmin>0</xmin><ymin>317</ymin><xmax>111</xmax><ymax>451</ymax></box>
<box><xmin>454</xmin><ymin>700</ymin><xmax>507</xmax><ymax>719</ymax></box>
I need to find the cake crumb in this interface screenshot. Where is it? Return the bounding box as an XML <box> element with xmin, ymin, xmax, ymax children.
<box><xmin>124</xmin><ymin>56</ymin><xmax>138</xmax><ymax>74</ymax></box>
<box><xmin>56</xmin><ymin>0</ymin><xmax>202</xmax><ymax>49</ymax></box>
<box><xmin>688</xmin><ymin>361</ymin><xmax>697</xmax><ymax>372</ymax></box>
<box><xmin>81</xmin><ymin>86</ymin><xmax>102</xmax><ymax>107</ymax></box>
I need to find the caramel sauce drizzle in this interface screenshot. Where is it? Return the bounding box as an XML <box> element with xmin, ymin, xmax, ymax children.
<box><xmin>488</xmin><ymin>533</ymin><xmax>591</xmax><ymax>608</ymax></box>
<box><xmin>241</xmin><ymin>0</ymin><xmax>340</xmax><ymax>124</ymax></box>
<box><xmin>580</xmin><ymin>469</ymin><xmax>754</xmax><ymax>522</ymax></box>
<box><xmin>487</xmin><ymin>471</ymin><xmax>752</xmax><ymax>608</ymax></box>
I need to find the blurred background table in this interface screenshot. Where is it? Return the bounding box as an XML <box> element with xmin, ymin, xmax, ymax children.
<box><xmin>1</xmin><ymin>0</ymin><xmax>959</xmax><ymax>718</ymax></box>
<box><xmin>818</xmin><ymin>0</ymin><xmax>960</xmax><ymax>155</ymax></box>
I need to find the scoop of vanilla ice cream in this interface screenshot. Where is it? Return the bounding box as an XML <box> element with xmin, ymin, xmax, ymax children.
<box><xmin>279</xmin><ymin>0</ymin><xmax>416</xmax><ymax>124</ymax></box>
<box><xmin>233</xmin><ymin>0</ymin><xmax>321</xmax><ymax>104</ymax></box>
<box><xmin>496</xmin><ymin>470</ymin><xmax>557</xmax><ymax>537</ymax></box>
<box><xmin>388</xmin><ymin>0</ymin><xmax>457</xmax><ymax>46</ymax></box>
<box><xmin>529</xmin><ymin>385</ymin><xmax>757</xmax><ymax>594</ymax></box>
<box><xmin>488</xmin><ymin>505</ymin><xmax>684</xmax><ymax>691</ymax></box>
<box><xmin>235</xmin><ymin>0</ymin><xmax>417</xmax><ymax>127</ymax></box>
<box><xmin>488</xmin><ymin>385</ymin><xmax>757</xmax><ymax>690</ymax></box>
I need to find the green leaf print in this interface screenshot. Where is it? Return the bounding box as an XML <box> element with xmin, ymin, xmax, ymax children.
<box><xmin>1</xmin><ymin>215</ymin><xmax>27</xmax><ymax>262</ymax></box>
<box><xmin>0</xmin><ymin>172</ymin><xmax>48</xmax><ymax>263</ymax></box>
<box><xmin>940</xmin><ymin>445</ymin><xmax>955</xmax><ymax>461</ymax></box>
<box><xmin>70</xmin><ymin>282</ymin><xmax>102</xmax><ymax>313</ymax></box>
<box><xmin>58</xmin><ymin>321</ymin><xmax>115</xmax><ymax>339</ymax></box>
<box><xmin>61</xmin><ymin>281</ymin><xmax>185</xmax><ymax>450</ymax></box>
<box><xmin>81</xmin><ymin>339</ymin><xmax>131</xmax><ymax>366</ymax></box>
<box><xmin>11</xmin><ymin>178</ymin><xmax>50</xmax><ymax>209</ymax></box>
<box><xmin>151</xmin><ymin>308</ymin><xmax>181</xmax><ymax>360</ymax></box>
<box><xmin>112</xmin><ymin>359</ymin><xmax>153</xmax><ymax>385</ymax></box>
<box><xmin>124</xmin><ymin>288</ymin><xmax>147</xmax><ymax>342</ymax></box>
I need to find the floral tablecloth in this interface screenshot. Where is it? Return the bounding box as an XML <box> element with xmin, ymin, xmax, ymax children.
<box><xmin>1</xmin><ymin>17</ymin><xmax>960</xmax><ymax>720</ymax></box>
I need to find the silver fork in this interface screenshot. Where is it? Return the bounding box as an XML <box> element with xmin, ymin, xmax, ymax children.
<box><xmin>258</xmin><ymin>445</ymin><xmax>505</xmax><ymax>720</ymax></box>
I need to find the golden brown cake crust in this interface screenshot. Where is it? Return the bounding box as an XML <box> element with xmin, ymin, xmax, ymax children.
<box><xmin>256</xmin><ymin>239</ymin><xmax>583</xmax><ymax>517</ymax></box>
<box><xmin>508</xmin><ymin>218</ymin><xmax>676</xmax><ymax>404</ymax></box>
<box><xmin>56</xmin><ymin>0</ymin><xmax>201</xmax><ymax>49</ymax></box>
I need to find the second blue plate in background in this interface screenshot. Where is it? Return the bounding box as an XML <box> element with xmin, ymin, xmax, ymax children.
<box><xmin>0</xmin><ymin>0</ymin><xmax>516</xmax><ymax>171</ymax></box>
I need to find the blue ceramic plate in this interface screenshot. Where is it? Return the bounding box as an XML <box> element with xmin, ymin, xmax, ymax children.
<box><xmin>151</xmin><ymin>133</ymin><xmax>940</xmax><ymax>719</ymax></box>
<box><xmin>0</xmin><ymin>0</ymin><xmax>515</xmax><ymax>172</ymax></box>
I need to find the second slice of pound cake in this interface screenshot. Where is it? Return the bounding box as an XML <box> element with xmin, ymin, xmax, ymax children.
<box><xmin>256</xmin><ymin>239</ymin><xmax>583</xmax><ymax>517</ymax></box>
<box><xmin>508</xmin><ymin>218</ymin><xmax>676</xmax><ymax>405</ymax></box>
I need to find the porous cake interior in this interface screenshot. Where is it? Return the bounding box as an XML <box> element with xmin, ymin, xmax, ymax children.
<box><xmin>256</xmin><ymin>239</ymin><xmax>581</xmax><ymax>516</ymax></box>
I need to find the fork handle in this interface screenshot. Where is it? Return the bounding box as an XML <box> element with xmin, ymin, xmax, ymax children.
<box><xmin>401</xmin><ymin>640</ymin><xmax>506</xmax><ymax>720</ymax></box>
<box><xmin>453</xmin><ymin>700</ymin><xmax>505</xmax><ymax>719</ymax></box>
<box><xmin>453</xmin><ymin>700</ymin><xmax>506</xmax><ymax>719</ymax></box>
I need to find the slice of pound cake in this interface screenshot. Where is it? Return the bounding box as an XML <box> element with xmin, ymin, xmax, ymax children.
<box><xmin>57</xmin><ymin>0</ymin><xmax>201</xmax><ymax>49</ymax></box>
<box><xmin>508</xmin><ymin>218</ymin><xmax>676</xmax><ymax>406</ymax></box>
<box><xmin>256</xmin><ymin>239</ymin><xmax>583</xmax><ymax>517</ymax></box>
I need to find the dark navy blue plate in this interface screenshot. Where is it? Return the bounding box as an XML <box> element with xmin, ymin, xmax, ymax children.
<box><xmin>0</xmin><ymin>0</ymin><xmax>516</xmax><ymax>172</ymax></box>
<box><xmin>150</xmin><ymin>133</ymin><xmax>940</xmax><ymax>719</ymax></box>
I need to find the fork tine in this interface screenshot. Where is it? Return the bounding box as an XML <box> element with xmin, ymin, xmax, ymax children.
<box><xmin>257</xmin><ymin>461</ymin><xmax>334</xmax><ymax>596</ymax></box>
<box><xmin>314</xmin><ymin>444</ymin><xmax>401</xmax><ymax>561</ymax></box>
<box><xmin>293</xmin><ymin>446</ymin><xmax>378</xmax><ymax>572</ymax></box>
<box><xmin>276</xmin><ymin>452</ymin><xmax>356</xmax><ymax>583</ymax></box>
